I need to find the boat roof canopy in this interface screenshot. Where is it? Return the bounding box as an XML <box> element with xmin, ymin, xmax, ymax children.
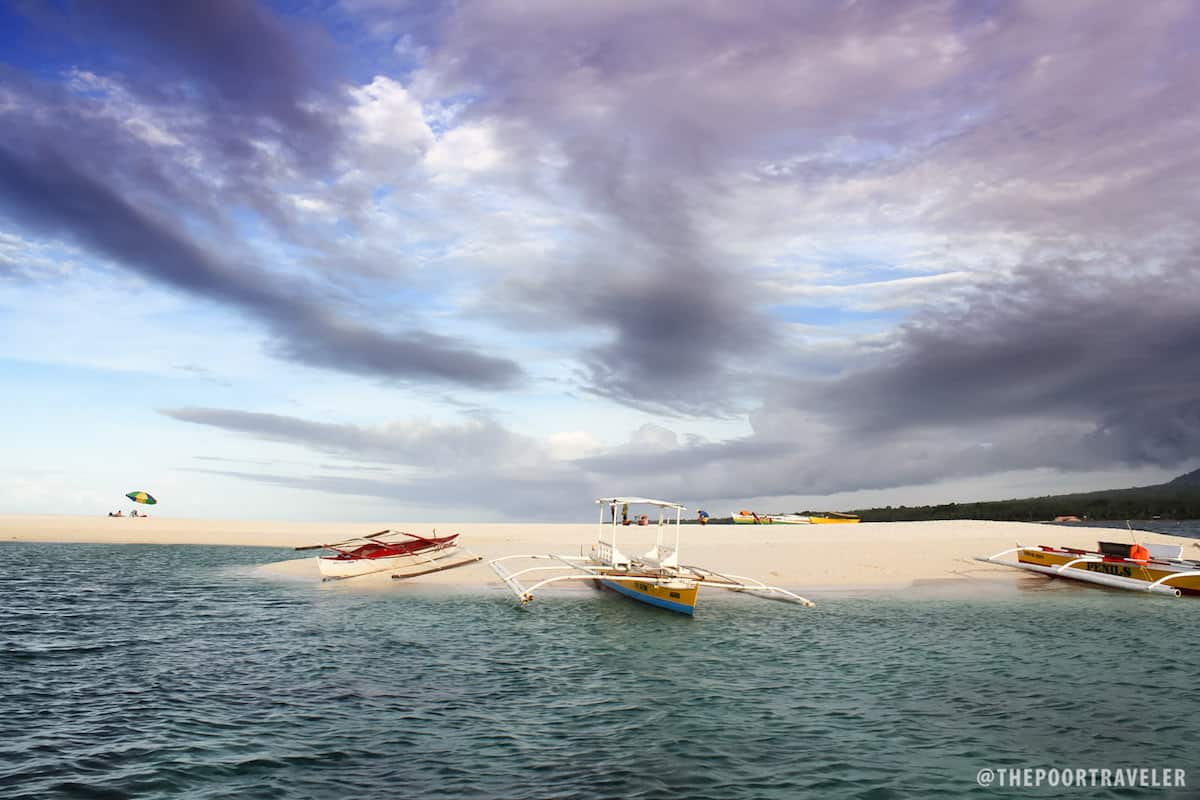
<box><xmin>596</xmin><ymin>497</ymin><xmax>687</xmax><ymax>510</ymax></box>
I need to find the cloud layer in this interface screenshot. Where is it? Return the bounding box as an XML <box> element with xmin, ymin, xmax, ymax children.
<box><xmin>4</xmin><ymin>1</ymin><xmax>1200</xmax><ymax>516</ymax></box>
<box><xmin>0</xmin><ymin>5</ymin><xmax>522</xmax><ymax>389</ymax></box>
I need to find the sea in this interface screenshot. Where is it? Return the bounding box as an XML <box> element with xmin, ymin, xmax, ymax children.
<box><xmin>3</xmin><ymin>524</ymin><xmax>1200</xmax><ymax>799</ymax></box>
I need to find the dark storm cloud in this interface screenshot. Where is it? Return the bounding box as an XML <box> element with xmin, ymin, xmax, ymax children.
<box><xmin>163</xmin><ymin>407</ymin><xmax>533</xmax><ymax>469</ymax></box>
<box><xmin>0</xmin><ymin>34</ymin><xmax>522</xmax><ymax>390</ymax></box>
<box><xmin>426</xmin><ymin>2</ymin><xmax>932</xmax><ymax>413</ymax></box>
<box><xmin>0</xmin><ymin>126</ymin><xmax>521</xmax><ymax>388</ymax></box>
<box><xmin>188</xmin><ymin>467</ymin><xmax>592</xmax><ymax>520</ymax></box>
<box><xmin>579</xmin><ymin>275</ymin><xmax>768</xmax><ymax>416</ymax></box>
<box><xmin>792</xmin><ymin>253</ymin><xmax>1200</xmax><ymax>462</ymax></box>
<box><xmin>415</xmin><ymin>0</ymin><xmax>1200</xmax><ymax>424</ymax></box>
<box><xmin>412</xmin><ymin>1</ymin><xmax>1012</xmax><ymax>413</ymax></box>
<box><xmin>42</xmin><ymin>0</ymin><xmax>339</xmax><ymax>161</ymax></box>
<box><xmin>567</xmin><ymin>254</ymin><xmax>1200</xmax><ymax>502</ymax></box>
<box><xmin>409</xmin><ymin>1</ymin><xmax>1200</xmax><ymax>483</ymax></box>
<box><xmin>172</xmin><ymin>406</ymin><xmax>594</xmax><ymax>518</ymax></box>
<box><xmin>498</xmin><ymin>246</ymin><xmax>774</xmax><ymax>415</ymax></box>
<box><xmin>11</xmin><ymin>0</ymin><xmax>344</xmax><ymax>237</ymax></box>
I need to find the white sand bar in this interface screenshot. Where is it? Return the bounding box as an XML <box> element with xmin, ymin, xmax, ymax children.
<box><xmin>5</xmin><ymin>515</ymin><xmax>1198</xmax><ymax>591</ymax></box>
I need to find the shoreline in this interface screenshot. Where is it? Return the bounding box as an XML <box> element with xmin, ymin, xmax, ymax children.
<box><xmin>5</xmin><ymin>515</ymin><xmax>1198</xmax><ymax>593</ymax></box>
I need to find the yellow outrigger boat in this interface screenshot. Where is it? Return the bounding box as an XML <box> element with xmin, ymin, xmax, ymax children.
<box><xmin>491</xmin><ymin>497</ymin><xmax>815</xmax><ymax>615</ymax></box>
<box><xmin>808</xmin><ymin>512</ymin><xmax>860</xmax><ymax>524</ymax></box>
<box><xmin>977</xmin><ymin>541</ymin><xmax>1200</xmax><ymax>597</ymax></box>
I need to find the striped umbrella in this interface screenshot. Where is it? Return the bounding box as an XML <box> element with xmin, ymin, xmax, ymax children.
<box><xmin>125</xmin><ymin>491</ymin><xmax>157</xmax><ymax>505</ymax></box>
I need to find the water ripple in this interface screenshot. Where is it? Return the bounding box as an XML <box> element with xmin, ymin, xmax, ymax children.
<box><xmin>3</xmin><ymin>541</ymin><xmax>1198</xmax><ymax>798</ymax></box>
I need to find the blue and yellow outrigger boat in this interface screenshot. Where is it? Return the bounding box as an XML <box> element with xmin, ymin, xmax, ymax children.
<box><xmin>490</xmin><ymin>497</ymin><xmax>815</xmax><ymax>615</ymax></box>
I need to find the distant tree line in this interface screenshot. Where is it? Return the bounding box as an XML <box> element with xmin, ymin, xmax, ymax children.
<box><xmin>850</xmin><ymin>484</ymin><xmax>1200</xmax><ymax>522</ymax></box>
<box><xmin>688</xmin><ymin>470</ymin><xmax>1200</xmax><ymax>524</ymax></box>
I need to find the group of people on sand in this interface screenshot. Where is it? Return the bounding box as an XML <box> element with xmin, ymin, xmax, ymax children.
<box><xmin>107</xmin><ymin>510</ymin><xmax>149</xmax><ymax>518</ymax></box>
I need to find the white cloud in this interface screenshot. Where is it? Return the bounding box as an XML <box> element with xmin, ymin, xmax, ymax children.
<box><xmin>545</xmin><ymin>430</ymin><xmax>604</xmax><ymax>461</ymax></box>
<box><xmin>424</xmin><ymin>121</ymin><xmax>505</xmax><ymax>184</ymax></box>
<box><xmin>347</xmin><ymin>76</ymin><xmax>435</xmax><ymax>174</ymax></box>
<box><xmin>65</xmin><ymin>69</ymin><xmax>184</xmax><ymax>148</ymax></box>
<box><xmin>628</xmin><ymin>423</ymin><xmax>679</xmax><ymax>450</ymax></box>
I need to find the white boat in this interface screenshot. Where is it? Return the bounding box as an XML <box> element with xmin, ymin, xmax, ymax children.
<box><xmin>490</xmin><ymin>497</ymin><xmax>815</xmax><ymax>615</ymax></box>
<box><xmin>295</xmin><ymin>530</ymin><xmax>481</xmax><ymax>580</ymax></box>
<box><xmin>731</xmin><ymin>510</ymin><xmax>773</xmax><ymax>524</ymax></box>
<box><xmin>768</xmin><ymin>514</ymin><xmax>811</xmax><ymax>525</ymax></box>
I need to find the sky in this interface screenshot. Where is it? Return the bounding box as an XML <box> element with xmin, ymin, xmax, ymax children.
<box><xmin>1</xmin><ymin>0</ymin><xmax>1198</xmax><ymax>522</ymax></box>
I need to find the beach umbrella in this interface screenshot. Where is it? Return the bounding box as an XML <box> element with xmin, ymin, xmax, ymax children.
<box><xmin>125</xmin><ymin>491</ymin><xmax>157</xmax><ymax>505</ymax></box>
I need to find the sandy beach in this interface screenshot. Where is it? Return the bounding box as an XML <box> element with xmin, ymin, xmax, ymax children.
<box><xmin>5</xmin><ymin>515</ymin><xmax>1198</xmax><ymax>592</ymax></box>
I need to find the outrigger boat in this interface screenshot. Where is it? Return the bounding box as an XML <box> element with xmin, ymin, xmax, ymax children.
<box><xmin>808</xmin><ymin>512</ymin><xmax>860</xmax><ymax>524</ymax></box>
<box><xmin>296</xmin><ymin>529</ymin><xmax>481</xmax><ymax>580</ymax></box>
<box><xmin>976</xmin><ymin>540</ymin><xmax>1200</xmax><ymax>597</ymax></box>
<box><xmin>731</xmin><ymin>510</ymin><xmax>773</xmax><ymax>524</ymax></box>
<box><xmin>490</xmin><ymin>497</ymin><xmax>815</xmax><ymax>615</ymax></box>
<box><xmin>769</xmin><ymin>514</ymin><xmax>812</xmax><ymax>525</ymax></box>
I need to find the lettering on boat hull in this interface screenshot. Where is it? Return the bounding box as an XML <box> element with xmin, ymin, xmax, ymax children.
<box><xmin>1018</xmin><ymin>548</ymin><xmax>1200</xmax><ymax>594</ymax></box>
<box><xmin>599</xmin><ymin>578</ymin><xmax>699</xmax><ymax>615</ymax></box>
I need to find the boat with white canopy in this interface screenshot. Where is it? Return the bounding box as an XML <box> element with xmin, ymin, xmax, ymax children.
<box><xmin>490</xmin><ymin>497</ymin><xmax>815</xmax><ymax>615</ymax></box>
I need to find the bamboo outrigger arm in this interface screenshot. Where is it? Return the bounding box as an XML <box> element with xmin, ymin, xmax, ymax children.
<box><xmin>975</xmin><ymin>546</ymin><xmax>1200</xmax><ymax>597</ymax></box>
<box><xmin>489</xmin><ymin>554</ymin><xmax>592</xmax><ymax>600</ymax></box>
<box><xmin>679</xmin><ymin>564</ymin><xmax>815</xmax><ymax>606</ymax></box>
<box><xmin>489</xmin><ymin>554</ymin><xmax>815</xmax><ymax>607</ymax></box>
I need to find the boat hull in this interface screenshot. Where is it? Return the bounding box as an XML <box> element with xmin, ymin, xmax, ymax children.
<box><xmin>319</xmin><ymin>545</ymin><xmax>468</xmax><ymax>579</ymax></box>
<box><xmin>731</xmin><ymin>513</ymin><xmax>772</xmax><ymax>524</ymax></box>
<box><xmin>808</xmin><ymin>516</ymin><xmax>860</xmax><ymax>524</ymax></box>
<box><xmin>599</xmin><ymin>577</ymin><xmax>699</xmax><ymax>615</ymax></box>
<box><xmin>1017</xmin><ymin>548</ymin><xmax>1200</xmax><ymax>594</ymax></box>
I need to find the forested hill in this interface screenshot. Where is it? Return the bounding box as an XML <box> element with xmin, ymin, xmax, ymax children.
<box><xmin>851</xmin><ymin>468</ymin><xmax>1200</xmax><ymax>522</ymax></box>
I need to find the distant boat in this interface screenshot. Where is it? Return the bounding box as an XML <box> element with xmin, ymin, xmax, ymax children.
<box><xmin>731</xmin><ymin>510</ymin><xmax>773</xmax><ymax>524</ymax></box>
<box><xmin>808</xmin><ymin>512</ymin><xmax>861</xmax><ymax>524</ymax></box>
<box><xmin>768</xmin><ymin>514</ymin><xmax>811</xmax><ymax>525</ymax></box>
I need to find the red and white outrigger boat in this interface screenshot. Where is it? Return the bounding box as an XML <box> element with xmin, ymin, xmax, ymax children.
<box><xmin>976</xmin><ymin>540</ymin><xmax>1200</xmax><ymax>597</ymax></box>
<box><xmin>296</xmin><ymin>530</ymin><xmax>481</xmax><ymax>580</ymax></box>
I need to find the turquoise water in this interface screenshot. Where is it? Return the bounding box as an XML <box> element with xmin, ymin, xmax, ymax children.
<box><xmin>3</xmin><ymin>542</ymin><xmax>1198</xmax><ymax>799</ymax></box>
<box><xmin>1058</xmin><ymin>519</ymin><xmax>1200</xmax><ymax>540</ymax></box>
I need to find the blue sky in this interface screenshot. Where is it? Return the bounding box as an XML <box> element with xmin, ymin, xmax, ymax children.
<box><xmin>1</xmin><ymin>0</ymin><xmax>1197</xmax><ymax>521</ymax></box>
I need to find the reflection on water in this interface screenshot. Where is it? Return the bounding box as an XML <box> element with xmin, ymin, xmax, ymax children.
<box><xmin>2</xmin><ymin>541</ymin><xmax>1197</xmax><ymax>799</ymax></box>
